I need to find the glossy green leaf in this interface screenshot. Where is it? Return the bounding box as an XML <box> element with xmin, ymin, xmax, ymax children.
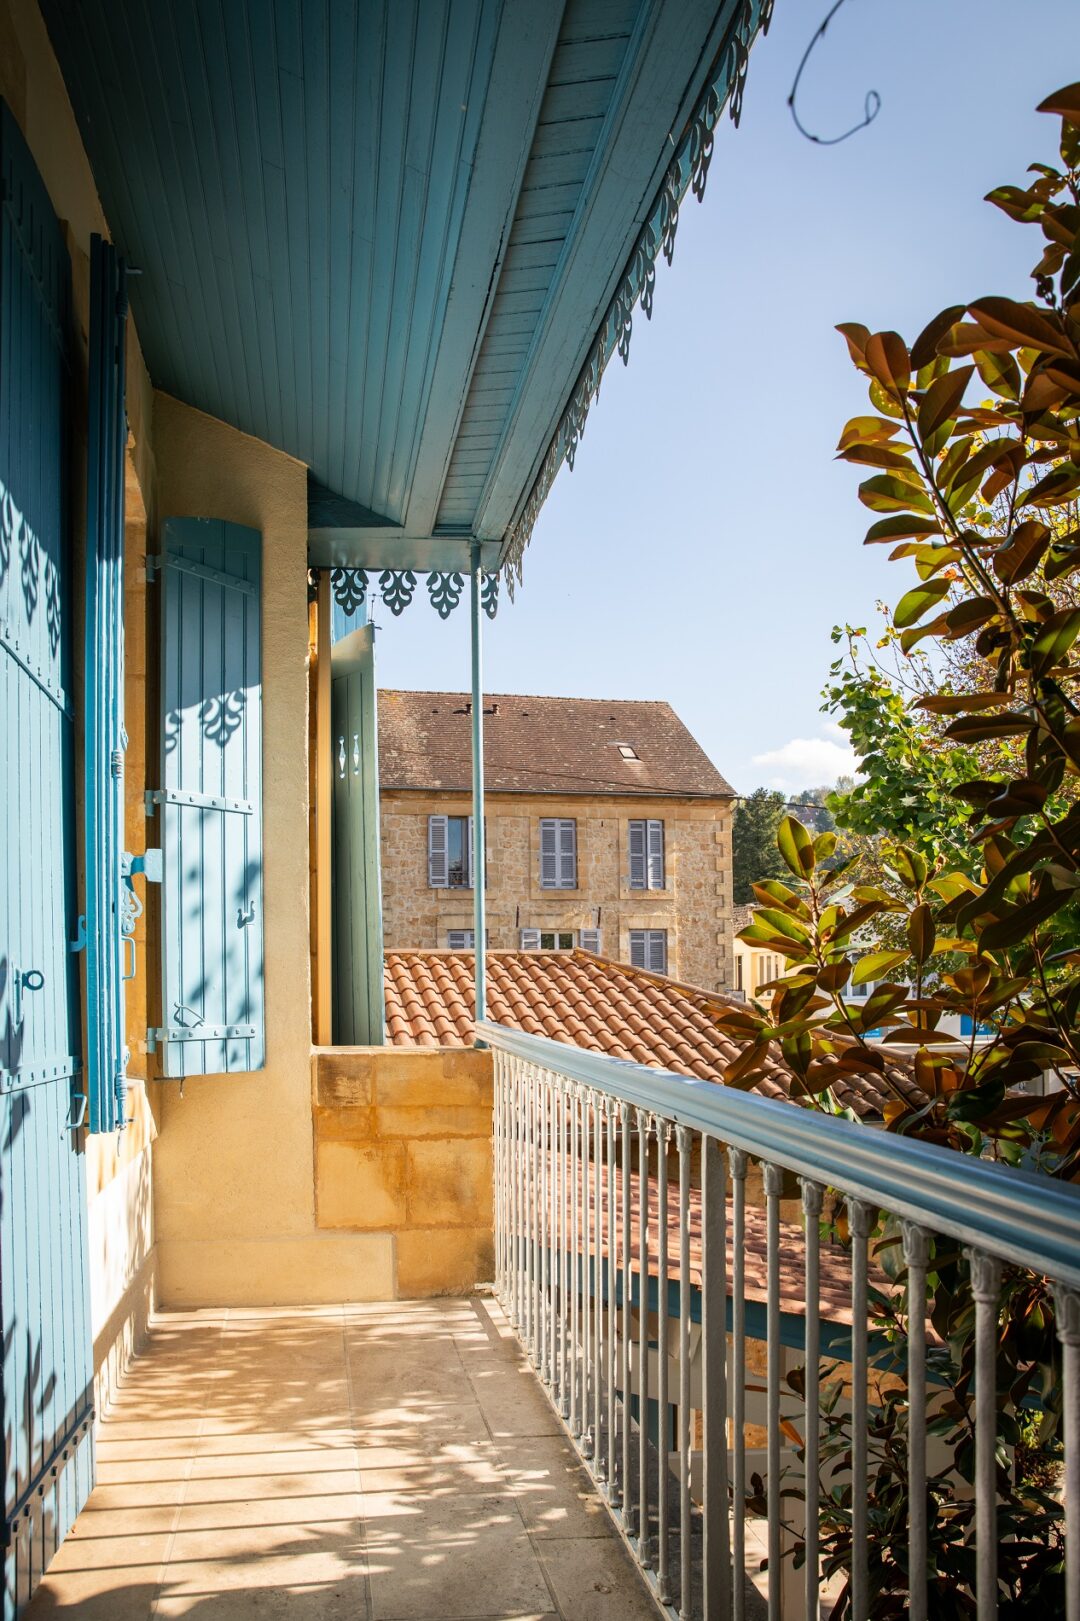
<box><xmin>777</xmin><ymin>815</ymin><xmax>815</xmax><ymax>879</ymax></box>
<box><xmin>894</xmin><ymin>577</ymin><xmax>951</xmax><ymax>628</ymax></box>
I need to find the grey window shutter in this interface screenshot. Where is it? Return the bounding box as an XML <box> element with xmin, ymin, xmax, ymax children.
<box><xmin>520</xmin><ymin>929</ymin><xmax>542</xmax><ymax>951</ymax></box>
<box><xmin>466</xmin><ymin>815</ymin><xmax>474</xmax><ymax>888</ymax></box>
<box><xmin>648</xmin><ymin>931</ymin><xmax>668</xmax><ymax>974</ymax></box>
<box><xmin>647</xmin><ymin>820</ymin><xmax>665</xmax><ymax>889</ymax></box>
<box><xmin>539</xmin><ymin>820</ymin><xmax>558</xmax><ymax>888</ymax></box>
<box><xmin>559</xmin><ymin>819</ymin><xmax>577</xmax><ymax>888</ymax></box>
<box><xmin>428</xmin><ymin>815</ymin><xmax>449</xmax><ymax>886</ymax></box>
<box><xmin>628</xmin><ymin>820</ymin><xmax>646</xmax><ymax>889</ymax></box>
<box><xmin>579</xmin><ymin>929</ymin><xmax>602</xmax><ymax>954</ymax></box>
<box><xmin>447</xmin><ymin>930</ymin><xmax>474</xmax><ymax>949</ymax></box>
<box><xmin>156</xmin><ymin>519</ymin><xmax>263</xmax><ymax>1077</ymax></box>
<box><xmin>629</xmin><ymin>930</ymin><xmax>646</xmax><ymax>969</ymax></box>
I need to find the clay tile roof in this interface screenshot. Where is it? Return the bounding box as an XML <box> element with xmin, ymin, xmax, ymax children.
<box><xmin>378</xmin><ymin>690</ymin><xmax>733</xmax><ymax>797</ymax></box>
<box><xmin>383</xmin><ymin>950</ymin><xmax>926</xmax><ymax>1119</ymax></box>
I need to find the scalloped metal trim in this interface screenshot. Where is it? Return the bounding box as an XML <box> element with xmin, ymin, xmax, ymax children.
<box><xmin>501</xmin><ymin>0</ymin><xmax>771</xmax><ymax>598</ymax></box>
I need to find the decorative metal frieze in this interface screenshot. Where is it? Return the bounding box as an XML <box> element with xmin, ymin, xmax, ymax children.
<box><xmin>379</xmin><ymin>567</ymin><xmax>416</xmax><ymax>615</ymax></box>
<box><xmin>427</xmin><ymin>570</ymin><xmax>464</xmax><ymax>619</ymax></box>
<box><xmin>501</xmin><ymin>0</ymin><xmax>771</xmax><ymax>596</ymax></box>
<box><xmin>330</xmin><ymin>566</ymin><xmax>368</xmax><ymax>615</ymax></box>
<box><xmin>309</xmin><ymin>565</ymin><xmax>499</xmax><ymax>619</ymax></box>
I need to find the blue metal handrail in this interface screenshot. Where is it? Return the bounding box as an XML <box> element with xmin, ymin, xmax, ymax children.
<box><xmin>476</xmin><ymin>1019</ymin><xmax>1080</xmax><ymax>1290</ymax></box>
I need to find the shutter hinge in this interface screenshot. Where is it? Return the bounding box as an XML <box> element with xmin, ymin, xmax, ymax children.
<box><xmin>69</xmin><ymin>915</ymin><xmax>87</xmax><ymax>954</ymax></box>
<box><xmin>121</xmin><ymin>849</ymin><xmax>163</xmax><ymax>883</ymax></box>
<box><xmin>144</xmin><ymin>554</ymin><xmax>162</xmax><ymax>582</ymax></box>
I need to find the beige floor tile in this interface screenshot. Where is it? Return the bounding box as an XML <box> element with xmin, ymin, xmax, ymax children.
<box><xmin>360</xmin><ymin>1438</ymin><xmax>503</xmax><ymax>1494</ymax></box>
<box><xmin>153</xmin><ymin>1579</ymin><xmax>363</xmax><ymax>1618</ymax></box>
<box><xmin>188</xmin><ymin>1445</ymin><xmax>361</xmax><ymax>1481</ymax></box>
<box><xmin>364</xmin><ymin>1491</ymin><xmax>551</xmax><ymax>1620</ymax></box>
<box><xmin>493</xmin><ymin>1436</ymin><xmax>615</xmax><ymax>1540</ymax></box>
<box><xmin>26</xmin><ymin>1567</ymin><xmax>161</xmax><ymax>1618</ymax></box>
<box><xmin>534</xmin><ymin>1537</ymin><xmax>661</xmax><ymax>1620</ymax></box>
<box><xmin>466</xmin><ymin>1369</ymin><xmax>563</xmax><ymax>1440</ymax></box>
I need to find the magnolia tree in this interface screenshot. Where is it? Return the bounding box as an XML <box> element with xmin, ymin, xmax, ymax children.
<box><xmin>713</xmin><ymin>84</ymin><xmax>1080</xmax><ymax>1615</ymax></box>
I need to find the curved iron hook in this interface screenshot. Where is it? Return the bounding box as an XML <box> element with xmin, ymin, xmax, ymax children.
<box><xmin>788</xmin><ymin>0</ymin><xmax>881</xmax><ymax>147</ymax></box>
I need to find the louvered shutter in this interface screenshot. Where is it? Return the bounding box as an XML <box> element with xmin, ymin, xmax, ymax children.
<box><xmin>84</xmin><ymin>236</ymin><xmax>130</xmax><ymax>1131</ymax></box>
<box><xmin>629</xmin><ymin>930</ymin><xmax>645</xmax><ymax>968</ymax></box>
<box><xmin>628</xmin><ymin>820</ymin><xmax>646</xmax><ymax>889</ymax></box>
<box><xmin>155</xmin><ymin>519</ymin><xmax>263</xmax><ymax>1077</ymax></box>
<box><xmin>428</xmin><ymin>815</ymin><xmax>449</xmax><ymax>886</ymax></box>
<box><xmin>579</xmin><ymin>929</ymin><xmax>602</xmax><ymax>954</ymax></box>
<box><xmin>559</xmin><ymin>819</ymin><xmax>577</xmax><ymax>888</ymax></box>
<box><xmin>448</xmin><ymin>930</ymin><xmax>474</xmax><ymax>949</ymax></box>
<box><xmin>520</xmin><ymin>929</ymin><xmax>542</xmax><ymax>951</ymax></box>
<box><xmin>647</xmin><ymin>820</ymin><xmax>665</xmax><ymax>889</ymax></box>
<box><xmin>466</xmin><ymin>815</ymin><xmax>474</xmax><ymax>888</ymax></box>
<box><xmin>539</xmin><ymin>820</ymin><xmax>558</xmax><ymax>888</ymax></box>
<box><xmin>648</xmin><ymin>931</ymin><xmax>668</xmax><ymax>974</ymax></box>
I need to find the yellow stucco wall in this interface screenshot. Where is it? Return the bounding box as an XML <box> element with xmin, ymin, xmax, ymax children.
<box><xmin>313</xmin><ymin>1047</ymin><xmax>495</xmax><ymax>1297</ymax></box>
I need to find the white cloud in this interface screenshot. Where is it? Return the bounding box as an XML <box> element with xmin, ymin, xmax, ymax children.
<box><xmin>751</xmin><ymin>724</ymin><xmax>858</xmax><ymax>792</ymax></box>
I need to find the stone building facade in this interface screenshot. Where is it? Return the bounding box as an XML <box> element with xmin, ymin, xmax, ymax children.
<box><xmin>379</xmin><ymin>693</ymin><xmax>737</xmax><ymax>994</ymax></box>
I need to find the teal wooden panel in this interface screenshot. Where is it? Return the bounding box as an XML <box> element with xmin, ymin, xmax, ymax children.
<box><xmin>331</xmin><ymin>627</ymin><xmax>384</xmax><ymax>1045</ymax></box>
<box><xmin>157</xmin><ymin>520</ymin><xmax>264</xmax><ymax>1078</ymax></box>
<box><xmin>0</xmin><ymin>99</ymin><xmax>93</xmax><ymax>1619</ymax></box>
<box><xmin>39</xmin><ymin>0</ymin><xmax>502</xmax><ymax>528</ymax></box>
<box><xmin>83</xmin><ymin>236</ymin><xmax>130</xmax><ymax>1135</ymax></box>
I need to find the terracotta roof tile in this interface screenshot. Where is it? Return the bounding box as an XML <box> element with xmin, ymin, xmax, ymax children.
<box><xmin>384</xmin><ymin>950</ymin><xmax>924</xmax><ymax>1118</ymax></box>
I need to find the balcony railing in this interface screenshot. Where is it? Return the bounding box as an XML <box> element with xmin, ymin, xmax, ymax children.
<box><xmin>478</xmin><ymin>1018</ymin><xmax>1080</xmax><ymax>1621</ymax></box>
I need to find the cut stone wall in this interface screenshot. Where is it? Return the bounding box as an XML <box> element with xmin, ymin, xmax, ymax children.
<box><xmin>381</xmin><ymin>789</ymin><xmax>736</xmax><ymax>994</ymax></box>
<box><xmin>312</xmin><ymin>1047</ymin><xmax>495</xmax><ymax>1297</ymax></box>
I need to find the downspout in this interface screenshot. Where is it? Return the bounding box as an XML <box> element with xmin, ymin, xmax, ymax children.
<box><xmin>470</xmin><ymin>541</ymin><xmax>487</xmax><ymax>1035</ymax></box>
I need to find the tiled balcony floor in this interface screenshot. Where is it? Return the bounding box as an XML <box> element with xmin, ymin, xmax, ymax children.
<box><xmin>27</xmin><ymin>1296</ymin><xmax>662</xmax><ymax>1621</ymax></box>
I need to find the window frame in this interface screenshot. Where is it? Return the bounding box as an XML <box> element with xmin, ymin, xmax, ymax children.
<box><xmin>629</xmin><ymin>929</ymin><xmax>668</xmax><ymax>974</ymax></box>
<box><xmin>539</xmin><ymin>817</ymin><xmax>577</xmax><ymax>889</ymax></box>
<box><xmin>628</xmin><ymin>818</ymin><xmax>665</xmax><ymax>890</ymax></box>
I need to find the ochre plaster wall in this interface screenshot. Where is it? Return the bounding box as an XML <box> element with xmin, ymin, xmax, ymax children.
<box><xmin>1</xmin><ymin>0</ymin><xmax>159</xmax><ymax>1404</ymax></box>
<box><xmin>313</xmin><ymin>1048</ymin><xmax>494</xmax><ymax>1297</ymax></box>
<box><xmin>381</xmin><ymin>790</ymin><xmax>735</xmax><ymax>993</ymax></box>
<box><xmin>148</xmin><ymin>394</ymin><xmax>373</xmax><ymax>1306</ymax></box>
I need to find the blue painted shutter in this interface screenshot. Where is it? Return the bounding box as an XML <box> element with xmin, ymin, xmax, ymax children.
<box><xmin>647</xmin><ymin>820</ymin><xmax>665</xmax><ymax>889</ymax></box>
<box><xmin>155</xmin><ymin>519</ymin><xmax>263</xmax><ymax>1077</ymax></box>
<box><xmin>83</xmin><ymin>235</ymin><xmax>129</xmax><ymax>1133</ymax></box>
<box><xmin>628</xmin><ymin>820</ymin><xmax>646</xmax><ymax>889</ymax></box>
<box><xmin>428</xmin><ymin>815</ymin><xmax>449</xmax><ymax>886</ymax></box>
<box><xmin>649</xmin><ymin>931</ymin><xmax>668</xmax><ymax>974</ymax></box>
<box><xmin>629</xmin><ymin>930</ymin><xmax>645</xmax><ymax>968</ymax></box>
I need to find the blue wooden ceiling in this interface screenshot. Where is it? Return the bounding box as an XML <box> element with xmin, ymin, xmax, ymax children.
<box><xmin>42</xmin><ymin>0</ymin><xmax>742</xmax><ymax>570</ymax></box>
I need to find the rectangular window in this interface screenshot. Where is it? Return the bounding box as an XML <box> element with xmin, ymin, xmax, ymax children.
<box><xmin>579</xmin><ymin>929</ymin><xmax>602</xmax><ymax>954</ymax></box>
<box><xmin>520</xmin><ymin>929</ymin><xmax>576</xmax><ymax>951</ymax></box>
<box><xmin>629</xmin><ymin>929</ymin><xmax>668</xmax><ymax>974</ymax></box>
<box><xmin>447</xmin><ymin>930</ymin><xmax>489</xmax><ymax>949</ymax></box>
<box><xmin>539</xmin><ymin>818</ymin><xmax>576</xmax><ymax>888</ymax></box>
<box><xmin>628</xmin><ymin>819</ymin><xmax>665</xmax><ymax>889</ymax></box>
<box><xmin>429</xmin><ymin>815</ymin><xmax>483</xmax><ymax>888</ymax></box>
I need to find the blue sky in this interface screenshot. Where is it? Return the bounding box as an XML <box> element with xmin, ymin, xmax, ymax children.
<box><xmin>374</xmin><ymin>0</ymin><xmax>1080</xmax><ymax>796</ymax></box>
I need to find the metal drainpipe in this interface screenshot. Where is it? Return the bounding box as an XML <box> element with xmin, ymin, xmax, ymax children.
<box><xmin>470</xmin><ymin>541</ymin><xmax>487</xmax><ymax>1034</ymax></box>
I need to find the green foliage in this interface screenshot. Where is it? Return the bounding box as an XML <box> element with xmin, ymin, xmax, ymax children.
<box><xmin>732</xmin><ymin>787</ymin><xmax>789</xmax><ymax>903</ymax></box>
<box><xmin>720</xmin><ymin>83</ymin><xmax>1080</xmax><ymax>1617</ymax></box>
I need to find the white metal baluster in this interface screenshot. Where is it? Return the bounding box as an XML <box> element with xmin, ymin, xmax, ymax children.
<box><xmin>548</xmin><ymin>1072</ymin><xmax>557</xmax><ymax>1396</ymax></box>
<box><xmin>540</xmin><ymin>1071</ymin><xmax>550</xmax><ymax>1385</ymax></box>
<box><xmin>558</xmin><ymin>1080</ymin><xmax>569</xmax><ymax>1417</ymax></box>
<box><xmin>703</xmin><ymin>1135</ymin><xmax>732</xmax><ymax>1621</ymax></box>
<box><xmin>656</xmin><ymin>1118</ymin><xmax>672</xmax><ymax>1601</ymax></box>
<box><xmin>583</xmin><ymin>1090</ymin><xmax>594</xmax><ymax>1456</ymax></box>
<box><xmin>677</xmin><ymin>1125</ymin><xmax>693</xmax><ymax>1621</ymax></box>
<box><xmin>802</xmin><ymin>1180</ymin><xmax>824</xmax><ymax>1621</ymax></box>
<box><xmin>594</xmin><ymin>1094</ymin><xmax>606</xmax><ymax>1482</ymax></box>
<box><xmin>969</xmin><ymin>1249</ymin><xmax>1002</xmax><ymax>1621</ymax></box>
<box><xmin>622</xmin><ymin>1101</ymin><xmax>635</xmax><ymax>1534</ymax></box>
<box><xmin>902</xmin><ymin>1221</ymin><xmax>930</xmax><ymax>1621</ymax></box>
<box><xmin>509</xmin><ymin>1058</ymin><xmax>519</xmax><ymax>1329</ymax></box>
<box><xmin>571</xmin><ymin>1083</ymin><xmax>581</xmax><ymax>1437</ymax></box>
<box><xmin>848</xmin><ymin>1198</ymin><xmax>873</xmax><ymax>1621</ymax></box>
<box><xmin>528</xmin><ymin>1066</ymin><xmax>539</xmax><ymax>1363</ymax></box>
<box><xmin>638</xmin><ymin>1107</ymin><xmax>653</xmax><ymax>1568</ymax></box>
<box><xmin>493</xmin><ymin>1053</ymin><xmax>501</xmax><ymax>1296</ymax></box>
<box><xmin>1053</xmin><ymin>1286</ymin><xmax>1080</xmax><ymax>1621</ymax></box>
<box><xmin>764</xmin><ymin>1163</ymin><xmax>783</xmax><ymax>1621</ymax></box>
<box><xmin>608</xmin><ymin>1099</ymin><xmax>620</xmax><ymax>1504</ymax></box>
<box><xmin>729</xmin><ymin>1148</ymin><xmax>748</xmax><ymax>1621</ymax></box>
